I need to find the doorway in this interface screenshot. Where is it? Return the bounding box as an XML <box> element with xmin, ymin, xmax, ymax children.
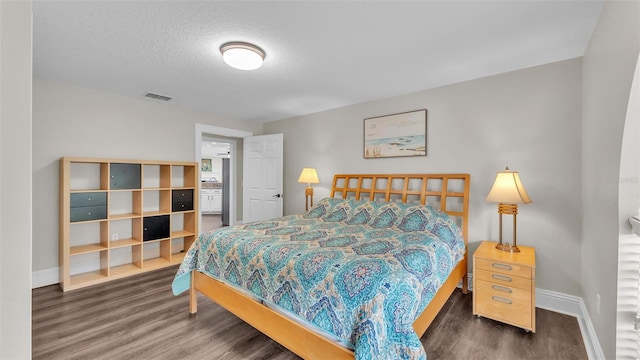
<box><xmin>201</xmin><ymin>138</ymin><xmax>232</xmax><ymax>233</ymax></box>
<box><xmin>195</xmin><ymin>124</ymin><xmax>253</xmax><ymax>235</ymax></box>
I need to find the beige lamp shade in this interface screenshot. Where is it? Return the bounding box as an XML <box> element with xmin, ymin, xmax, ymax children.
<box><xmin>486</xmin><ymin>167</ymin><xmax>532</xmax><ymax>204</ymax></box>
<box><xmin>298</xmin><ymin>168</ymin><xmax>319</xmax><ymax>185</ymax></box>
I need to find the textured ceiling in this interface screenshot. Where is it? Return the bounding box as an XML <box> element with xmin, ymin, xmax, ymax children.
<box><xmin>33</xmin><ymin>1</ymin><xmax>603</xmax><ymax>123</ymax></box>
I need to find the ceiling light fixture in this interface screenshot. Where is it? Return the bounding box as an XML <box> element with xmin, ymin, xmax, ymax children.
<box><xmin>220</xmin><ymin>41</ymin><xmax>265</xmax><ymax>71</ymax></box>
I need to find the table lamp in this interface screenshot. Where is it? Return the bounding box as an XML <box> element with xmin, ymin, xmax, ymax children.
<box><xmin>485</xmin><ymin>167</ymin><xmax>532</xmax><ymax>252</ymax></box>
<box><xmin>298</xmin><ymin>168</ymin><xmax>319</xmax><ymax>211</ymax></box>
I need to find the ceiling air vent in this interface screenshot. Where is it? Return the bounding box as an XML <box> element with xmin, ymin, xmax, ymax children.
<box><xmin>144</xmin><ymin>92</ymin><xmax>172</xmax><ymax>102</ymax></box>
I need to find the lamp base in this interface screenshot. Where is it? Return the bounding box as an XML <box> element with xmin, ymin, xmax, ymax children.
<box><xmin>304</xmin><ymin>186</ymin><xmax>314</xmax><ymax>211</ymax></box>
<box><xmin>495</xmin><ymin>242</ymin><xmax>520</xmax><ymax>253</ymax></box>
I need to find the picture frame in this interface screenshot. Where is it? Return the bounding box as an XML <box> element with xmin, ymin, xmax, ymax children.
<box><xmin>363</xmin><ymin>109</ymin><xmax>427</xmax><ymax>159</ymax></box>
<box><xmin>201</xmin><ymin>158</ymin><xmax>212</xmax><ymax>172</ymax></box>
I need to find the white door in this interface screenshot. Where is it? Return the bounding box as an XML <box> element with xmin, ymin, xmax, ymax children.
<box><xmin>243</xmin><ymin>134</ymin><xmax>283</xmax><ymax>223</ymax></box>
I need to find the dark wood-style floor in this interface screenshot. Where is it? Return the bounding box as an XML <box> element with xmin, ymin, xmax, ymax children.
<box><xmin>33</xmin><ymin>266</ymin><xmax>588</xmax><ymax>360</ymax></box>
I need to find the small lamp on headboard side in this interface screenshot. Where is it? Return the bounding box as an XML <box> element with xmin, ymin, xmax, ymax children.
<box><xmin>486</xmin><ymin>167</ymin><xmax>532</xmax><ymax>252</ymax></box>
<box><xmin>298</xmin><ymin>168</ymin><xmax>319</xmax><ymax>211</ymax></box>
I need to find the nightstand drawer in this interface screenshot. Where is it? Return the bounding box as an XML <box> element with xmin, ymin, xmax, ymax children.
<box><xmin>475</xmin><ymin>279</ymin><xmax>532</xmax><ymax>302</ymax></box>
<box><xmin>475</xmin><ymin>258</ymin><xmax>532</xmax><ymax>279</ymax></box>
<box><xmin>475</xmin><ymin>290</ymin><xmax>533</xmax><ymax>329</ymax></box>
<box><xmin>475</xmin><ymin>268</ymin><xmax>532</xmax><ymax>291</ymax></box>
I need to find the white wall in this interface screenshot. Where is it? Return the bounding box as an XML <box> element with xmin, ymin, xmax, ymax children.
<box><xmin>265</xmin><ymin>58</ymin><xmax>583</xmax><ymax>296</ymax></box>
<box><xmin>582</xmin><ymin>1</ymin><xmax>640</xmax><ymax>358</ymax></box>
<box><xmin>32</xmin><ymin>78</ymin><xmax>262</xmax><ymax>278</ymax></box>
<box><xmin>0</xmin><ymin>0</ymin><xmax>33</xmax><ymax>357</ymax></box>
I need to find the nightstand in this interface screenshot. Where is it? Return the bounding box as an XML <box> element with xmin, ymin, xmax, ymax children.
<box><xmin>473</xmin><ymin>241</ymin><xmax>536</xmax><ymax>332</ymax></box>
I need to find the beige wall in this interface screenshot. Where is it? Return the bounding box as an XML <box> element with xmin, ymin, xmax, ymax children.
<box><xmin>32</xmin><ymin>78</ymin><xmax>262</xmax><ymax>277</ymax></box>
<box><xmin>265</xmin><ymin>58</ymin><xmax>583</xmax><ymax>296</ymax></box>
<box><xmin>1</xmin><ymin>0</ymin><xmax>33</xmax><ymax>357</ymax></box>
<box><xmin>581</xmin><ymin>1</ymin><xmax>640</xmax><ymax>358</ymax></box>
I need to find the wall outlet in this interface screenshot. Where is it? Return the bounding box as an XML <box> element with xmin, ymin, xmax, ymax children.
<box><xmin>111</xmin><ymin>233</ymin><xmax>119</xmax><ymax>241</ymax></box>
<box><xmin>596</xmin><ymin>293</ymin><xmax>601</xmax><ymax>314</ymax></box>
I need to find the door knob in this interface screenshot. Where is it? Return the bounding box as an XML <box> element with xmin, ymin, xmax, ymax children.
<box><xmin>272</xmin><ymin>194</ymin><xmax>282</xmax><ymax>198</ymax></box>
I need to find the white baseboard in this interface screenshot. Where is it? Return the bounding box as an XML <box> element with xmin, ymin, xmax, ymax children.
<box><xmin>536</xmin><ymin>288</ymin><xmax>604</xmax><ymax>360</ymax></box>
<box><xmin>32</xmin><ymin>267</ymin><xmax>60</xmax><ymax>289</ymax></box>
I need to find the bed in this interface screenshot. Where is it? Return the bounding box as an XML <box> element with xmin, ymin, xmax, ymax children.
<box><xmin>172</xmin><ymin>173</ymin><xmax>470</xmax><ymax>359</ymax></box>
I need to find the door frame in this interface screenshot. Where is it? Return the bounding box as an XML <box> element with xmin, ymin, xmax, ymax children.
<box><xmin>195</xmin><ymin>124</ymin><xmax>252</xmax><ymax>234</ymax></box>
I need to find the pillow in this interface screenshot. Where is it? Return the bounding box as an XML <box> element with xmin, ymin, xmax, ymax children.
<box><xmin>304</xmin><ymin>197</ymin><xmax>353</xmax><ymax>222</ymax></box>
<box><xmin>304</xmin><ymin>197</ymin><xmax>335</xmax><ymax>218</ymax></box>
<box><xmin>345</xmin><ymin>200</ymin><xmax>380</xmax><ymax>225</ymax></box>
<box><xmin>321</xmin><ymin>198</ymin><xmax>355</xmax><ymax>222</ymax></box>
<box><xmin>343</xmin><ymin>199</ymin><xmax>404</xmax><ymax>228</ymax></box>
<box><xmin>396</xmin><ymin>205</ymin><xmax>434</xmax><ymax>232</ymax></box>
<box><xmin>396</xmin><ymin>203</ymin><xmax>463</xmax><ymax>242</ymax></box>
<box><xmin>368</xmin><ymin>202</ymin><xmax>404</xmax><ymax>228</ymax></box>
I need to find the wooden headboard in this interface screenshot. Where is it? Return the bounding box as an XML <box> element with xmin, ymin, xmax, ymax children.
<box><xmin>330</xmin><ymin>173</ymin><xmax>470</xmax><ymax>243</ymax></box>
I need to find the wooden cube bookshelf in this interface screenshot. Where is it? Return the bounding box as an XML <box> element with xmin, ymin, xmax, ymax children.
<box><xmin>59</xmin><ymin>157</ymin><xmax>199</xmax><ymax>291</ymax></box>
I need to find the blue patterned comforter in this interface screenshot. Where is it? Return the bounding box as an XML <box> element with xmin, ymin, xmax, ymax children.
<box><xmin>172</xmin><ymin>198</ymin><xmax>465</xmax><ymax>360</ymax></box>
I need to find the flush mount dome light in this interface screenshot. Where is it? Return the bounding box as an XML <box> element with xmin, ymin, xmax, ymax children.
<box><xmin>220</xmin><ymin>42</ymin><xmax>265</xmax><ymax>70</ymax></box>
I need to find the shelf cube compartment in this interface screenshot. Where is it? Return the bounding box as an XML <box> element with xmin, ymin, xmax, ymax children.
<box><xmin>109</xmin><ymin>190</ymin><xmax>142</xmax><ymax>219</ymax></box>
<box><xmin>109</xmin><ymin>244</ymin><xmax>142</xmax><ymax>277</ymax></box>
<box><xmin>142</xmin><ymin>164</ymin><xmax>171</xmax><ymax>189</ymax></box>
<box><xmin>70</xmin><ymin>191</ymin><xmax>108</xmax><ymax>222</ymax></box>
<box><xmin>109</xmin><ymin>217</ymin><xmax>142</xmax><ymax>248</ymax></box>
<box><xmin>171</xmin><ymin>212</ymin><xmax>196</xmax><ymax>237</ymax></box>
<box><xmin>110</xmin><ymin>163</ymin><xmax>141</xmax><ymax>190</ymax></box>
<box><xmin>142</xmin><ymin>240</ymin><xmax>171</xmax><ymax>270</ymax></box>
<box><xmin>69</xmin><ymin>221</ymin><xmax>109</xmax><ymax>254</ymax></box>
<box><xmin>69</xmin><ymin>162</ymin><xmax>109</xmax><ymax>191</ymax></box>
<box><xmin>170</xmin><ymin>235</ymin><xmax>195</xmax><ymax>264</ymax></box>
<box><xmin>172</xmin><ymin>165</ymin><xmax>197</xmax><ymax>188</ymax></box>
<box><xmin>69</xmin><ymin>250</ymin><xmax>109</xmax><ymax>286</ymax></box>
<box><xmin>171</xmin><ymin>189</ymin><xmax>194</xmax><ymax>212</ymax></box>
<box><xmin>143</xmin><ymin>189</ymin><xmax>171</xmax><ymax>215</ymax></box>
<box><xmin>171</xmin><ymin>237</ymin><xmax>186</xmax><ymax>255</ymax></box>
<box><xmin>143</xmin><ymin>215</ymin><xmax>170</xmax><ymax>241</ymax></box>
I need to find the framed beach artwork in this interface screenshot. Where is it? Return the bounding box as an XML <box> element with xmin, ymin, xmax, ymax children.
<box><xmin>363</xmin><ymin>109</ymin><xmax>427</xmax><ymax>159</ymax></box>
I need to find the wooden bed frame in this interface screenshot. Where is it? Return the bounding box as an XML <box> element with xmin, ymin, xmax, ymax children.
<box><xmin>189</xmin><ymin>173</ymin><xmax>470</xmax><ymax>359</ymax></box>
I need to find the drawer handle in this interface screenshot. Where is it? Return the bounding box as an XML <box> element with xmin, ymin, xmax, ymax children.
<box><xmin>492</xmin><ymin>263</ymin><xmax>512</xmax><ymax>271</ymax></box>
<box><xmin>492</xmin><ymin>296</ymin><xmax>512</xmax><ymax>305</ymax></box>
<box><xmin>492</xmin><ymin>285</ymin><xmax>513</xmax><ymax>293</ymax></box>
<box><xmin>492</xmin><ymin>274</ymin><xmax>512</xmax><ymax>282</ymax></box>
